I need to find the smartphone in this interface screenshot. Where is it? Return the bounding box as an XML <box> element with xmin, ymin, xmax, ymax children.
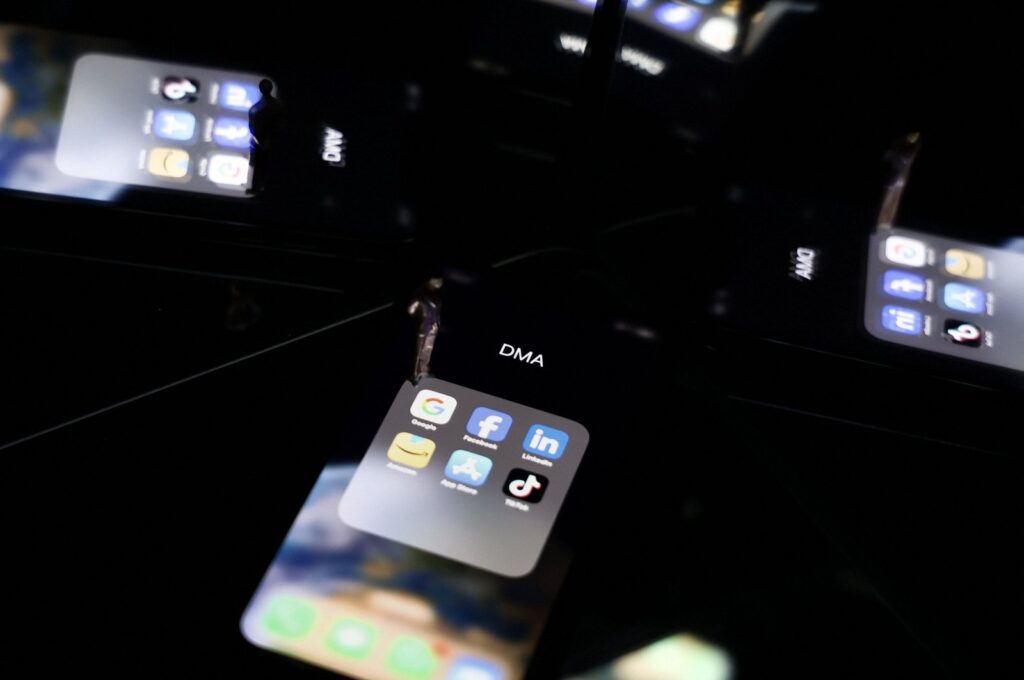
<box><xmin>0</xmin><ymin>23</ymin><xmax>410</xmax><ymax>240</ymax></box>
<box><xmin>700</xmin><ymin>132</ymin><xmax>1023</xmax><ymax>454</ymax></box>
<box><xmin>240</xmin><ymin>377</ymin><xmax>581</xmax><ymax>679</ymax></box>
<box><xmin>239</xmin><ymin>270</ymin><xmax>659</xmax><ymax>679</ymax></box>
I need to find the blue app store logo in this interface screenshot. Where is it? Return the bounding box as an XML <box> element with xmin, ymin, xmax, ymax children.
<box><xmin>943</xmin><ymin>283</ymin><xmax>985</xmax><ymax>314</ymax></box>
<box><xmin>153</xmin><ymin>109</ymin><xmax>196</xmax><ymax>141</ymax></box>
<box><xmin>881</xmin><ymin>305</ymin><xmax>923</xmax><ymax>335</ymax></box>
<box><xmin>882</xmin><ymin>270</ymin><xmax>926</xmax><ymax>301</ymax></box>
<box><xmin>445</xmin><ymin>450</ymin><xmax>493</xmax><ymax>487</ymax></box>
<box><xmin>466</xmin><ymin>407</ymin><xmax>513</xmax><ymax>442</ymax></box>
<box><xmin>212</xmin><ymin>117</ymin><xmax>251</xmax><ymax>148</ymax></box>
<box><xmin>522</xmin><ymin>424</ymin><xmax>569</xmax><ymax>460</ymax></box>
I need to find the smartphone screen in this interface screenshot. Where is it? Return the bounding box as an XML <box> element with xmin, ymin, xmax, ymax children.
<box><xmin>1</xmin><ymin>25</ymin><xmax>261</xmax><ymax>197</ymax></box>
<box><xmin>1</xmin><ymin>23</ymin><xmax>410</xmax><ymax>238</ymax></box>
<box><xmin>864</xmin><ymin>227</ymin><xmax>1024</xmax><ymax>371</ymax></box>
<box><xmin>55</xmin><ymin>53</ymin><xmax>267</xmax><ymax>196</ymax></box>
<box><xmin>241</xmin><ymin>376</ymin><xmax>589</xmax><ymax>679</ymax></box>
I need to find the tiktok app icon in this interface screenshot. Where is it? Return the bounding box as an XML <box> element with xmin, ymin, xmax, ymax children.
<box><xmin>503</xmin><ymin>469</ymin><xmax>549</xmax><ymax>504</ymax></box>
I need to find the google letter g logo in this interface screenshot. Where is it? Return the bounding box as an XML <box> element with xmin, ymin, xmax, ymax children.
<box><xmin>411</xmin><ymin>389</ymin><xmax>457</xmax><ymax>425</ymax></box>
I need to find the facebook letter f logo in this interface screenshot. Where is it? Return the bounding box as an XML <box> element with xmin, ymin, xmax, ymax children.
<box><xmin>467</xmin><ymin>407</ymin><xmax>513</xmax><ymax>441</ymax></box>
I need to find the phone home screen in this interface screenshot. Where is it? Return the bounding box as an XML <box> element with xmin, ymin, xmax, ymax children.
<box><xmin>241</xmin><ymin>377</ymin><xmax>589</xmax><ymax>680</ymax></box>
<box><xmin>864</xmin><ymin>227</ymin><xmax>1024</xmax><ymax>372</ymax></box>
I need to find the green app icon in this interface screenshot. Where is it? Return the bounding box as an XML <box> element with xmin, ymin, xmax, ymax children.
<box><xmin>263</xmin><ymin>595</ymin><xmax>316</xmax><ymax>639</ymax></box>
<box><xmin>326</xmin><ymin>618</ymin><xmax>377</xmax><ymax>659</ymax></box>
<box><xmin>386</xmin><ymin>636</ymin><xmax>439</xmax><ymax>678</ymax></box>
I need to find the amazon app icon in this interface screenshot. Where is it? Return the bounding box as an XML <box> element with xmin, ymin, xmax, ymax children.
<box><xmin>386</xmin><ymin>433</ymin><xmax>436</xmax><ymax>469</ymax></box>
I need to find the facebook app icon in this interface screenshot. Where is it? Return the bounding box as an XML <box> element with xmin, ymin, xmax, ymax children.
<box><xmin>212</xmin><ymin>117</ymin><xmax>251</xmax><ymax>149</ymax></box>
<box><xmin>523</xmin><ymin>424</ymin><xmax>569</xmax><ymax>460</ymax></box>
<box><xmin>883</xmin><ymin>270</ymin><xmax>926</xmax><ymax>301</ymax></box>
<box><xmin>466</xmin><ymin>407</ymin><xmax>513</xmax><ymax>441</ymax></box>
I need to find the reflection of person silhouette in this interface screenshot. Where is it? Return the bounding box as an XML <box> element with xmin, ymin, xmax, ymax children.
<box><xmin>247</xmin><ymin>79</ymin><xmax>283</xmax><ymax>194</ymax></box>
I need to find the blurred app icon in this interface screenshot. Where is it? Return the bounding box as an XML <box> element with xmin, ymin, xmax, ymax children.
<box><xmin>388</xmin><ymin>433</ymin><xmax>436</xmax><ymax>469</ymax></box>
<box><xmin>212</xmin><ymin>116</ymin><xmax>251</xmax><ymax>148</ymax></box>
<box><xmin>160</xmin><ymin>76</ymin><xmax>199</xmax><ymax>102</ymax></box>
<box><xmin>881</xmin><ymin>305</ymin><xmax>922</xmax><ymax>335</ymax></box>
<box><xmin>411</xmin><ymin>389</ymin><xmax>458</xmax><ymax>424</ymax></box>
<box><xmin>503</xmin><ymin>469</ymin><xmax>549</xmax><ymax>504</ymax></box>
<box><xmin>570</xmin><ymin>633</ymin><xmax>732</xmax><ymax>680</ymax></box>
<box><xmin>943</xmin><ymin>320</ymin><xmax>983</xmax><ymax>348</ymax></box>
<box><xmin>448</xmin><ymin>656</ymin><xmax>503</xmax><ymax>680</ymax></box>
<box><xmin>445</xmin><ymin>450</ymin><xmax>493</xmax><ymax>487</ymax></box>
<box><xmin>698</xmin><ymin>16</ymin><xmax>738</xmax><ymax>52</ymax></box>
<box><xmin>325</xmin><ymin>618</ymin><xmax>377</xmax><ymax>659</ymax></box>
<box><xmin>153</xmin><ymin>109</ymin><xmax>196</xmax><ymax>141</ymax></box>
<box><xmin>944</xmin><ymin>249</ymin><xmax>985</xmax><ymax>279</ymax></box>
<box><xmin>207</xmin><ymin>154</ymin><xmax>249</xmax><ymax>185</ymax></box>
<box><xmin>219</xmin><ymin>81</ymin><xmax>260</xmax><ymax>111</ymax></box>
<box><xmin>387</xmin><ymin>636</ymin><xmax>439</xmax><ymax>679</ymax></box>
<box><xmin>263</xmin><ymin>595</ymin><xmax>316</xmax><ymax>639</ymax></box>
<box><xmin>884</xmin><ymin>235</ymin><xmax>927</xmax><ymax>267</ymax></box>
<box><xmin>943</xmin><ymin>283</ymin><xmax>985</xmax><ymax>314</ymax></box>
<box><xmin>522</xmin><ymin>424</ymin><xmax>569</xmax><ymax>459</ymax></box>
<box><xmin>654</xmin><ymin>3</ymin><xmax>702</xmax><ymax>31</ymax></box>
<box><xmin>147</xmin><ymin>148</ymin><xmax>189</xmax><ymax>178</ymax></box>
<box><xmin>882</xmin><ymin>270</ymin><xmax>926</xmax><ymax>300</ymax></box>
<box><xmin>466</xmin><ymin>407</ymin><xmax>513</xmax><ymax>441</ymax></box>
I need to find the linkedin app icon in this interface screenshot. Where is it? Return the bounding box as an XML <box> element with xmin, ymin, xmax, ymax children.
<box><xmin>340</xmin><ymin>378</ymin><xmax>589</xmax><ymax>577</ymax></box>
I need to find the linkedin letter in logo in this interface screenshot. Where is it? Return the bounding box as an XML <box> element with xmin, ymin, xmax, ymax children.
<box><xmin>523</xmin><ymin>425</ymin><xmax>569</xmax><ymax>460</ymax></box>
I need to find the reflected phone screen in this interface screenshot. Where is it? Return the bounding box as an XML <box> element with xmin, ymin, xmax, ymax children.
<box><xmin>1</xmin><ymin>25</ymin><xmax>265</xmax><ymax>200</ymax></box>
<box><xmin>242</xmin><ymin>377</ymin><xmax>589</xmax><ymax>679</ymax></box>
<box><xmin>864</xmin><ymin>228</ymin><xmax>1024</xmax><ymax>371</ymax></box>
<box><xmin>57</xmin><ymin>54</ymin><xmax>267</xmax><ymax>196</ymax></box>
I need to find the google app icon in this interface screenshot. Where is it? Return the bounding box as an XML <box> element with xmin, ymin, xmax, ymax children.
<box><xmin>411</xmin><ymin>389</ymin><xmax>458</xmax><ymax>424</ymax></box>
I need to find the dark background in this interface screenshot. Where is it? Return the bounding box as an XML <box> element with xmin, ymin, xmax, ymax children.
<box><xmin>2</xmin><ymin>2</ymin><xmax>1020</xmax><ymax>678</ymax></box>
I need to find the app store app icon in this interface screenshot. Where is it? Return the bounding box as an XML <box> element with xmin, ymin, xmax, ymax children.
<box><xmin>153</xmin><ymin>109</ymin><xmax>196</xmax><ymax>141</ymax></box>
<box><xmin>943</xmin><ymin>283</ymin><xmax>985</xmax><ymax>314</ymax></box>
<box><xmin>445</xmin><ymin>450</ymin><xmax>493</xmax><ymax>487</ymax></box>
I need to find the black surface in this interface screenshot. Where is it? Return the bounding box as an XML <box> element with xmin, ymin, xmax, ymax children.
<box><xmin>3</xmin><ymin>2</ymin><xmax>1021</xmax><ymax>678</ymax></box>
